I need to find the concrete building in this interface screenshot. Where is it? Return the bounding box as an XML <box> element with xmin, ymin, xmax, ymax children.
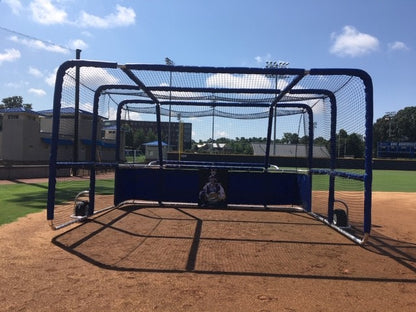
<box><xmin>0</xmin><ymin>107</ymin><xmax>120</xmax><ymax>164</ymax></box>
<box><xmin>0</xmin><ymin>107</ymin><xmax>49</xmax><ymax>162</ymax></box>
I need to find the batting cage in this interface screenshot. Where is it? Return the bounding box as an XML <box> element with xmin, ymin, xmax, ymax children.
<box><xmin>46</xmin><ymin>60</ymin><xmax>373</xmax><ymax>244</ymax></box>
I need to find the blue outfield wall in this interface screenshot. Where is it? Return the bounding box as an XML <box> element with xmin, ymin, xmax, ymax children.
<box><xmin>377</xmin><ymin>142</ymin><xmax>416</xmax><ymax>159</ymax></box>
<box><xmin>168</xmin><ymin>152</ymin><xmax>416</xmax><ymax>171</ymax></box>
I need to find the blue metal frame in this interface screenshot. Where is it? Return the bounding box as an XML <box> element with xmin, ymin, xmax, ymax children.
<box><xmin>46</xmin><ymin>61</ymin><xmax>373</xmax><ymax>244</ymax></box>
<box><xmin>47</xmin><ymin>60</ymin><xmax>118</xmax><ymax>220</ymax></box>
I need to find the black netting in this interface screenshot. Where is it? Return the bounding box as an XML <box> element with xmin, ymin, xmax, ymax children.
<box><xmin>48</xmin><ymin>61</ymin><xmax>373</xmax><ymax>242</ymax></box>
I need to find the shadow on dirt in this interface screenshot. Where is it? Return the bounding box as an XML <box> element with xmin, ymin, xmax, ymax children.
<box><xmin>52</xmin><ymin>205</ymin><xmax>416</xmax><ymax>283</ymax></box>
<box><xmin>364</xmin><ymin>230</ymin><xmax>416</xmax><ymax>272</ymax></box>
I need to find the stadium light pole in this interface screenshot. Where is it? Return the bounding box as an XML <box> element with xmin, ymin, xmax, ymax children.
<box><xmin>265</xmin><ymin>61</ymin><xmax>289</xmax><ymax>156</ymax></box>
<box><xmin>384</xmin><ymin>111</ymin><xmax>396</xmax><ymax>139</ymax></box>
<box><xmin>177</xmin><ymin>113</ymin><xmax>182</xmax><ymax>160</ymax></box>
<box><xmin>165</xmin><ymin>57</ymin><xmax>175</xmax><ymax>151</ymax></box>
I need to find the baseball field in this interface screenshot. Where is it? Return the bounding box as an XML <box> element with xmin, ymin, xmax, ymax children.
<box><xmin>0</xmin><ymin>170</ymin><xmax>415</xmax><ymax>311</ymax></box>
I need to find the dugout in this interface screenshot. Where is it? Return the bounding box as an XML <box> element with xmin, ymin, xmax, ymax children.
<box><xmin>46</xmin><ymin>61</ymin><xmax>373</xmax><ymax>245</ymax></box>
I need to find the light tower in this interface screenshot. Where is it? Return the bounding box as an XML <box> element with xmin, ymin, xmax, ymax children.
<box><xmin>265</xmin><ymin>61</ymin><xmax>290</xmax><ymax>155</ymax></box>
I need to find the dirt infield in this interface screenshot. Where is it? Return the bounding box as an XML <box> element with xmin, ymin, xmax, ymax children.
<box><xmin>0</xmin><ymin>192</ymin><xmax>415</xmax><ymax>311</ymax></box>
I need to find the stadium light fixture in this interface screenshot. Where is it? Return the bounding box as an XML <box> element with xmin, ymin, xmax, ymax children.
<box><xmin>165</xmin><ymin>57</ymin><xmax>174</xmax><ymax>66</ymax></box>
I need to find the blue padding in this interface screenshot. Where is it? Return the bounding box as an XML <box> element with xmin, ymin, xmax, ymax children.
<box><xmin>227</xmin><ymin>172</ymin><xmax>302</xmax><ymax>205</ymax></box>
<box><xmin>297</xmin><ymin>174</ymin><xmax>311</xmax><ymax>211</ymax></box>
<box><xmin>161</xmin><ymin>169</ymin><xmax>200</xmax><ymax>202</ymax></box>
<box><xmin>115</xmin><ymin>168</ymin><xmax>200</xmax><ymax>204</ymax></box>
<box><xmin>115</xmin><ymin>168</ymin><xmax>162</xmax><ymax>203</ymax></box>
<box><xmin>114</xmin><ymin>167</ymin><xmax>310</xmax><ymax>208</ymax></box>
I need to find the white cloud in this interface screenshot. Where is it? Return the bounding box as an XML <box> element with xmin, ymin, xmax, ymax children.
<box><xmin>63</xmin><ymin>67</ymin><xmax>120</xmax><ymax>89</ymax></box>
<box><xmin>77</xmin><ymin>5</ymin><xmax>136</xmax><ymax>28</ymax></box>
<box><xmin>152</xmin><ymin>82</ymin><xmax>203</xmax><ymax>100</ymax></box>
<box><xmin>125</xmin><ymin>111</ymin><xmax>142</xmax><ymax>121</ymax></box>
<box><xmin>81</xmin><ymin>31</ymin><xmax>93</xmax><ymax>38</ymax></box>
<box><xmin>0</xmin><ymin>48</ymin><xmax>21</xmax><ymax>65</ymax></box>
<box><xmin>106</xmin><ymin>106</ymin><xmax>118</xmax><ymax>120</ymax></box>
<box><xmin>45</xmin><ymin>68</ymin><xmax>58</xmax><ymax>86</ymax></box>
<box><xmin>29</xmin><ymin>66</ymin><xmax>43</xmax><ymax>78</ymax></box>
<box><xmin>4</xmin><ymin>0</ymin><xmax>23</xmax><ymax>14</ymax></box>
<box><xmin>5</xmin><ymin>80</ymin><xmax>29</xmax><ymax>88</ymax></box>
<box><xmin>330</xmin><ymin>25</ymin><xmax>379</xmax><ymax>57</ymax></box>
<box><xmin>216</xmin><ymin>130</ymin><xmax>228</xmax><ymax>138</ymax></box>
<box><xmin>9</xmin><ymin>35</ymin><xmax>69</xmax><ymax>54</ymax></box>
<box><xmin>30</xmin><ymin>0</ymin><xmax>67</xmax><ymax>25</ymax></box>
<box><xmin>206</xmin><ymin>73</ymin><xmax>272</xmax><ymax>89</ymax></box>
<box><xmin>68</xmin><ymin>39</ymin><xmax>88</xmax><ymax>50</ymax></box>
<box><xmin>28</xmin><ymin>88</ymin><xmax>47</xmax><ymax>96</ymax></box>
<box><xmin>11</xmin><ymin>1</ymin><xmax>135</xmax><ymax>29</ymax></box>
<box><xmin>254</xmin><ymin>53</ymin><xmax>272</xmax><ymax>65</ymax></box>
<box><xmin>388</xmin><ymin>41</ymin><xmax>409</xmax><ymax>52</ymax></box>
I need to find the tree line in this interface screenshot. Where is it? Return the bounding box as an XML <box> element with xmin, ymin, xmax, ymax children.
<box><xmin>0</xmin><ymin>96</ymin><xmax>32</xmax><ymax>110</ymax></box>
<box><xmin>192</xmin><ymin>131</ymin><xmax>365</xmax><ymax>157</ymax></box>
<box><xmin>373</xmin><ymin>106</ymin><xmax>416</xmax><ymax>143</ymax></box>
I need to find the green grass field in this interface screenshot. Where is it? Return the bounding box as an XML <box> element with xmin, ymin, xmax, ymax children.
<box><xmin>312</xmin><ymin>170</ymin><xmax>416</xmax><ymax>192</ymax></box>
<box><xmin>0</xmin><ymin>179</ymin><xmax>114</xmax><ymax>226</ymax></box>
<box><xmin>372</xmin><ymin>170</ymin><xmax>416</xmax><ymax>192</ymax></box>
<box><xmin>0</xmin><ymin>170</ymin><xmax>414</xmax><ymax>226</ymax></box>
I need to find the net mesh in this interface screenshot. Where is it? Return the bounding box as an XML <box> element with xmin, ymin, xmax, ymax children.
<box><xmin>48</xmin><ymin>62</ymin><xmax>372</xmax><ymax>239</ymax></box>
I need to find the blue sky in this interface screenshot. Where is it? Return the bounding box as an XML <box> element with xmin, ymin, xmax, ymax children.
<box><xmin>0</xmin><ymin>0</ymin><xmax>414</xmax><ymax>123</ymax></box>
